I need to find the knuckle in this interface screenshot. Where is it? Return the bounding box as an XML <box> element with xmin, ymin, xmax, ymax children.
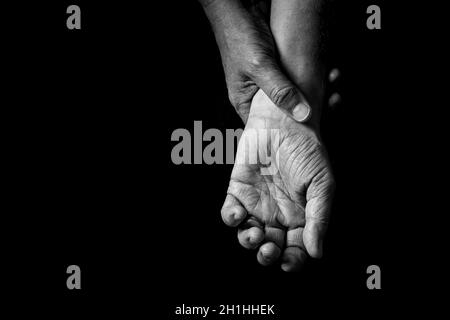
<box><xmin>227</xmin><ymin>84</ymin><xmax>257</xmax><ymax>118</ymax></box>
<box><xmin>228</xmin><ymin>92</ymin><xmax>247</xmax><ymax>115</ymax></box>
<box><xmin>228</xmin><ymin>90</ymin><xmax>239</xmax><ymax>108</ymax></box>
<box><xmin>247</xmin><ymin>54</ymin><xmax>271</xmax><ymax>74</ymax></box>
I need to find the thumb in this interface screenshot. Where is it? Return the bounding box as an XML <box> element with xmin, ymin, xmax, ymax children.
<box><xmin>253</xmin><ymin>63</ymin><xmax>311</xmax><ymax>122</ymax></box>
<box><xmin>303</xmin><ymin>177</ymin><xmax>335</xmax><ymax>258</ymax></box>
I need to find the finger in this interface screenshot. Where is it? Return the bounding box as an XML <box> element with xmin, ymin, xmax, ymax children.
<box><xmin>264</xmin><ymin>226</ymin><xmax>285</xmax><ymax>249</ymax></box>
<box><xmin>286</xmin><ymin>227</ymin><xmax>306</xmax><ymax>250</ymax></box>
<box><xmin>328</xmin><ymin>68</ymin><xmax>340</xmax><ymax>83</ymax></box>
<box><xmin>221</xmin><ymin>194</ymin><xmax>247</xmax><ymax>227</ymax></box>
<box><xmin>252</xmin><ymin>63</ymin><xmax>311</xmax><ymax>122</ymax></box>
<box><xmin>328</xmin><ymin>68</ymin><xmax>342</xmax><ymax>109</ymax></box>
<box><xmin>328</xmin><ymin>93</ymin><xmax>341</xmax><ymax>108</ymax></box>
<box><xmin>238</xmin><ymin>226</ymin><xmax>264</xmax><ymax>249</ymax></box>
<box><xmin>281</xmin><ymin>227</ymin><xmax>307</xmax><ymax>272</ymax></box>
<box><xmin>304</xmin><ymin>179</ymin><xmax>334</xmax><ymax>258</ymax></box>
<box><xmin>281</xmin><ymin>247</ymin><xmax>308</xmax><ymax>272</ymax></box>
<box><xmin>257</xmin><ymin>242</ymin><xmax>282</xmax><ymax>266</ymax></box>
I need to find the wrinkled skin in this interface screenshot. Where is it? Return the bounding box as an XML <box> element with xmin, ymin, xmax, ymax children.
<box><xmin>204</xmin><ymin>0</ymin><xmax>341</xmax><ymax>124</ymax></box>
<box><xmin>221</xmin><ymin>89</ymin><xmax>335</xmax><ymax>272</ymax></box>
<box><xmin>204</xmin><ymin>0</ymin><xmax>311</xmax><ymax>123</ymax></box>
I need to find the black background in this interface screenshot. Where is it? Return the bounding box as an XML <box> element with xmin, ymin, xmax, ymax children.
<box><xmin>3</xmin><ymin>0</ymin><xmax>433</xmax><ymax>318</ymax></box>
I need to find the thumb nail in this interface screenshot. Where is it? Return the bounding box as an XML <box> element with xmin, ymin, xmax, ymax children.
<box><xmin>292</xmin><ymin>103</ymin><xmax>311</xmax><ymax>122</ymax></box>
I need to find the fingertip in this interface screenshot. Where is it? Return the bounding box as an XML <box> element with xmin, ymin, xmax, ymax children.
<box><xmin>221</xmin><ymin>195</ymin><xmax>247</xmax><ymax>227</ymax></box>
<box><xmin>305</xmin><ymin>193</ymin><xmax>332</xmax><ymax>258</ymax></box>
<box><xmin>238</xmin><ymin>226</ymin><xmax>264</xmax><ymax>249</ymax></box>
<box><xmin>281</xmin><ymin>247</ymin><xmax>308</xmax><ymax>272</ymax></box>
<box><xmin>257</xmin><ymin>242</ymin><xmax>281</xmax><ymax>266</ymax></box>
<box><xmin>329</xmin><ymin>68</ymin><xmax>340</xmax><ymax>83</ymax></box>
<box><xmin>308</xmin><ymin>241</ymin><xmax>323</xmax><ymax>259</ymax></box>
<box><xmin>328</xmin><ymin>93</ymin><xmax>341</xmax><ymax>109</ymax></box>
<box><xmin>221</xmin><ymin>205</ymin><xmax>246</xmax><ymax>227</ymax></box>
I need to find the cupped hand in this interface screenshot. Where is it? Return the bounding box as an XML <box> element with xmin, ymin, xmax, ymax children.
<box><xmin>221</xmin><ymin>89</ymin><xmax>335</xmax><ymax>271</ymax></box>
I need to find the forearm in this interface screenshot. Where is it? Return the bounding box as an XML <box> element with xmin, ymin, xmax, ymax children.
<box><xmin>198</xmin><ymin>0</ymin><xmax>219</xmax><ymax>8</ymax></box>
<box><xmin>199</xmin><ymin>0</ymin><xmax>268</xmax><ymax>58</ymax></box>
<box><xmin>199</xmin><ymin>0</ymin><xmax>244</xmax><ymax>28</ymax></box>
<box><xmin>270</xmin><ymin>0</ymin><xmax>327</xmax><ymax>111</ymax></box>
<box><xmin>200</xmin><ymin>0</ymin><xmax>318</xmax><ymax>123</ymax></box>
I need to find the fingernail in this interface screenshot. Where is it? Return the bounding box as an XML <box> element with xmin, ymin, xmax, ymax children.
<box><xmin>292</xmin><ymin>103</ymin><xmax>311</xmax><ymax>122</ymax></box>
<box><xmin>329</xmin><ymin>93</ymin><xmax>341</xmax><ymax>108</ymax></box>
<box><xmin>261</xmin><ymin>247</ymin><xmax>271</xmax><ymax>259</ymax></box>
<box><xmin>329</xmin><ymin>68</ymin><xmax>340</xmax><ymax>82</ymax></box>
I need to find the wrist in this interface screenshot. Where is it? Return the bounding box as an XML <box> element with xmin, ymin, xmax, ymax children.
<box><xmin>249</xmin><ymin>89</ymin><xmax>321</xmax><ymax>135</ymax></box>
<box><xmin>281</xmin><ymin>56</ymin><xmax>327</xmax><ymax>125</ymax></box>
<box><xmin>201</xmin><ymin>0</ymin><xmax>239</xmax><ymax>39</ymax></box>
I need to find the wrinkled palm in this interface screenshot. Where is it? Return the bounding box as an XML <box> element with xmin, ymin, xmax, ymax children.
<box><xmin>221</xmin><ymin>89</ymin><xmax>335</xmax><ymax>272</ymax></box>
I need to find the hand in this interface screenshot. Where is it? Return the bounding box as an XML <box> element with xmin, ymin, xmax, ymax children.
<box><xmin>221</xmin><ymin>89</ymin><xmax>335</xmax><ymax>271</ymax></box>
<box><xmin>202</xmin><ymin>0</ymin><xmax>311</xmax><ymax>123</ymax></box>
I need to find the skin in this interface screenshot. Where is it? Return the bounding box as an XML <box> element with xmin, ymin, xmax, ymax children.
<box><xmin>201</xmin><ymin>0</ymin><xmax>312</xmax><ymax>123</ymax></box>
<box><xmin>200</xmin><ymin>0</ymin><xmax>337</xmax><ymax>271</ymax></box>
<box><xmin>199</xmin><ymin>0</ymin><xmax>341</xmax><ymax>124</ymax></box>
<box><xmin>223</xmin><ymin>89</ymin><xmax>334</xmax><ymax>271</ymax></box>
